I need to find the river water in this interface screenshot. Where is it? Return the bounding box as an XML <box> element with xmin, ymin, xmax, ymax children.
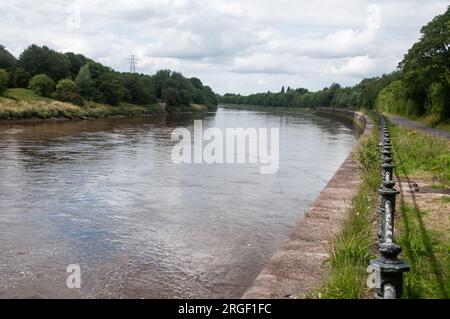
<box><xmin>0</xmin><ymin>107</ymin><xmax>357</xmax><ymax>298</ymax></box>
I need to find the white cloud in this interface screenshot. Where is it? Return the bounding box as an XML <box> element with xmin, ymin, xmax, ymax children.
<box><xmin>325</xmin><ymin>55</ymin><xmax>376</xmax><ymax>76</ymax></box>
<box><xmin>0</xmin><ymin>0</ymin><xmax>448</xmax><ymax>94</ymax></box>
<box><xmin>230</xmin><ymin>53</ymin><xmax>299</xmax><ymax>75</ymax></box>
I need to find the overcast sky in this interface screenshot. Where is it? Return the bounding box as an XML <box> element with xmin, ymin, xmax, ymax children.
<box><xmin>1</xmin><ymin>0</ymin><xmax>448</xmax><ymax>94</ymax></box>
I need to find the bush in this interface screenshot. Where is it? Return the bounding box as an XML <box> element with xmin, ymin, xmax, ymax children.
<box><xmin>28</xmin><ymin>74</ymin><xmax>55</xmax><ymax>97</ymax></box>
<box><xmin>0</xmin><ymin>68</ymin><xmax>8</xmax><ymax>94</ymax></box>
<box><xmin>55</xmin><ymin>79</ymin><xmax>84</xmax><ymax>106</ymax></box>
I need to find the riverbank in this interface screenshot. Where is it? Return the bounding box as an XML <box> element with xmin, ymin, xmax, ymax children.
<box><xmin>389</xmin><ymin>122</ymin><xmax>450</xmax><ymax>298</ymax></box>
<box><xmin>317</xmin><ymin>114</ymin><xmax>450</xmax><ymax>298</ymax></box>
<box><xmin>220</xmin><ymin>103</ymin><xmax>314</xmax><ymax>114</ymax></box>
<box><xmin>242</xmin><ymin>109</ymin><xmax>372</xmax><ymax>299</ymax></box>
<box><xmin>317</xmin><ymin>114</ymin><xmax>379</xmax><ymax>298</ymax></box>
<box><xmin>0</xmin><ymin>88</ymin><xmax>211</xmax><ymax>122</ymax></box>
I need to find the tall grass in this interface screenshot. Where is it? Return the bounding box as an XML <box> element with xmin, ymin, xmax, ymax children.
<box><xmin>0</xmin><ymin>100</ymin><xmax>82</xmax><ymax>119</ymax></box>
<box><xmin>0</xmin><ymin>89</ymin><xmax>165</xmax><ymax>120</ymax></box>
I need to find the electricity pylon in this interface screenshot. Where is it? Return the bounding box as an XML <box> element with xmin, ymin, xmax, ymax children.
<box><xmin>126</xmin><ymin>55</ymin><xmax>139</xmax><ymax>73</ymax></box>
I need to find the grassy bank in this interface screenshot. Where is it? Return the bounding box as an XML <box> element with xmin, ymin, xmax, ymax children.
<box><xmin>317</xmin><ymin>119</ymin><xmax>380</xmax><ymax>298</ymax></box>
<box><xmin>389</xmin><ymin>123</ymin><xmax>450</xmax><ymax>298</ymax></box>
<box><xmin>0</xmin><ymin>88</ymin><xmax>210</xmax><ymax>121</ymax></box>
<box><xmin>317</xmin><ymin>114</ymin><xmax>450</xmax><ymax>298</ymax></box>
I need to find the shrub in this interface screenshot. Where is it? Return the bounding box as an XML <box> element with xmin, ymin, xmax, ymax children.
<box><xmin>28</xmin><ymin>74</ymin><xmax>55</xmax><ymax>97</ymax></box>
<box><xmin>55</xmin><ymin>79</ymin><xmax>84</xmax><ymax>106</ymax></box>
<box><xmin>0</xmin><ymin>68</ymin><xmax>8</xmax><ymax>93</ymax></box>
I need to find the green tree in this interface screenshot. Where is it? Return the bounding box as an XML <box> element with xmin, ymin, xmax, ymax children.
<box><xmin>75</xmin><ymin>62</ymin><xmax>125</xmax><ymax>105</ymax></box>
<box><xmin>122</xmin><ymin>73</ymin><xmax>156</xmax><ymax>105</ymax></box>
<box><xmin>426</xmin><ymin>82</ymin><xmax>449</xmax><ymax>119</ymax></box>
<box><xmin>159</xmin><ymin>72</ymin><xmax>195</xmax><ymax>109</ymax></box>
<box><xmin>0</xmin><ymin>45</ymin><xmax>17</xmax><ymax>70</ymax></box>
<box><xmin>55</xmin><ymin>79</ymin><xmax>84</xmax><ymax>105</ymax></box>
<box><xmin>99</xmin><ymin>79</ymin><xmax>122</xmax><ymax>106</ymax></box>
<box><xmin>400</xmin><ymin>6</ymin><xmax>449</xmax><ymax>82</ymax></box>
<box><xmin>203</xmin><ymin>85</ymin><xmax>218</xmax><ymax>108</ymax></box>
<box><xmin>75</xmin><ymin>64</ymin><xmax>95</xmax><ymax>98</ymax></box>
<box><xmin>398</xmin><ymin>6</ymin><xmax>449</xmax><ymax>118</ymax></box>
<box><xmin>65</xmin><ymin>52</ymin><xmax>89</xmax><ymax>79</ymax></box>
<box><xmin>28</xmin><ymin>74</ymin><xmax>55</xmax><ymax>97</ymax></box>
<box><xmin>153</xmin><ymin>69</ymin><xmax>171</xmax><ymax>99</ymax></box>
<box><xmin>10</xmin><ymin>67</ymin><xmax>31</xmax><ymax>88</ymax></box>
<box><xmin>0</xmin><ymin>69</ymin><xmax>9</xmax><ymax>94</ymax></box>
<box><xmin>376</xmin><ymin>80</ymin><xmax>407</xmax><ymax>114</ymax></box>
<box><xmin>19</xmin><ymin>44</ymin><xmax>70</xmax><ymax>81</ymax></box>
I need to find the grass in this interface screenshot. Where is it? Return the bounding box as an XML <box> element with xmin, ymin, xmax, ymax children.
<box><xmin>317</xmin><ymin>114</ymin><xmax>450</xmax><ymax>299</ymax></box>
<box><xmin>316</xmin><ymin>118</ymin><xmax>380</xmax><ymax>298</ymax></box>
<box><xmin>418</xmin><ymin>114</ymin><xmax>450</xmax><ymax>132</ymax></box>
<box><xmin>389</xmin><ymin>123</ymin><xmax>450</xmax><ymax>185</ymax></box>
<box><xmin>0</xmin><ymin>88</ymin><xmax>212</xmax><ymax>120</ymax></box>
<box><xmin>389</xmin><ymin>122</ymin><xmax>450</xmax><ymax>298</ymax></box>
<box><xmin>0</xmin><ymin>88</ymin><xmax>166</xmax><ymax>120</ymax></box>
<box><xmin>2</xmin><ymin>88</ymin><xmax>54</xmax><ymax>102</ymax></box>
<box><xmin>398</xmin><ymin>203</ymin><xmax>450</xmax><ymax>298</ymax></box>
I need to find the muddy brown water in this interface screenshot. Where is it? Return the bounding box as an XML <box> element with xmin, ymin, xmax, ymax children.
<box><xmin>0</xmin><ymin>107</ymin><xmax>357</xmax><ymax>298</ymax></box>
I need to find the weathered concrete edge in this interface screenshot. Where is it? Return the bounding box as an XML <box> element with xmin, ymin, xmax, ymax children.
<box><xmin>242</xmin><ymin>109</ymin><xmax>373</xmax><ymax>299</ymax></box>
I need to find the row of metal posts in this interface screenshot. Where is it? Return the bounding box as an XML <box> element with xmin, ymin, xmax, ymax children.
<box><xmin>368</xmin><ymin>114</ymin><xmax>410</xmax><ymax>299</ymax></box>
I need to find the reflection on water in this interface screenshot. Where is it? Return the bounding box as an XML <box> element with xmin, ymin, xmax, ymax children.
<box><xmin>0</xmin><ymin>107</ymin><xmax>357</xmax><ymax>298</ymax></box>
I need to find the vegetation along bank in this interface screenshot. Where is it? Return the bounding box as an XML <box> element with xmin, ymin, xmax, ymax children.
<box><xmin>219</xmin><ymin>7</ymin><xmax>450</xmax><ymax>131</ymax></box>
<box><xmin>0</xmin><ymin>44</ymin><xmax>218</xmax><ymax>121</ymax></box>
<box><xmin>316</xmin><ymin>113</ymin><xmax>449</xmax><ymax>299</ymax></box>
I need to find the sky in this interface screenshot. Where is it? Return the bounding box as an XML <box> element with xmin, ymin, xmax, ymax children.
<box><xmin>1</xmin><ymin>0</ymin><xmax>448</xmax><ymax>95</ymax></box>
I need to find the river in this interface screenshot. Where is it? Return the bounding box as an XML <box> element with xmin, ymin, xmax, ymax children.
<box><xmin>0</xmin><ymin>106</ymin><xmax>357</xmax><ymax>298</ymax></box>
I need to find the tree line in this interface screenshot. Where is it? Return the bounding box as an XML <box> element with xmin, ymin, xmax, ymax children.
<box><xmin>219</xmin><ymin>6</ymin><xmax>449</xmax><ymax>122</ymax></box>
<box><xmin>0</xmin><ymin>44</ymin><xmax>217</xmax><ymax>112</ymax></box>
<box><xmin>220</xmin><ymin>72</ymin><xmax>400</xmax><ymax>110</ymax></box>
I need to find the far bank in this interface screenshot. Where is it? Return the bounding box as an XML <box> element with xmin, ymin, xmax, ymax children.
<box><xmin>0</xmin><ymin>88</ymin><xmax>215</xmax><ymax>123</ymax></box>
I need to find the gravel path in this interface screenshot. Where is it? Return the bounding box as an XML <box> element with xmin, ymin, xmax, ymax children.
<box><xmin>386</xmin><ymin>114</ymin><xmax>450</xmax><ymax>140</ymax></box>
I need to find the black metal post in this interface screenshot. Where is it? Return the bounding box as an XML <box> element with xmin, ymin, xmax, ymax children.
<box><xmin>369</xmin><ymin>113</ymin><xmax>410</xmax><ymax>299</ymax></box>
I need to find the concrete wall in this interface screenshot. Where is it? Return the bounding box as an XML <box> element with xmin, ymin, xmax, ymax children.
<box><xmin>242</xmin><ymin>110</ymin><xmax>372</xmax><ymax>299</ymax></box>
